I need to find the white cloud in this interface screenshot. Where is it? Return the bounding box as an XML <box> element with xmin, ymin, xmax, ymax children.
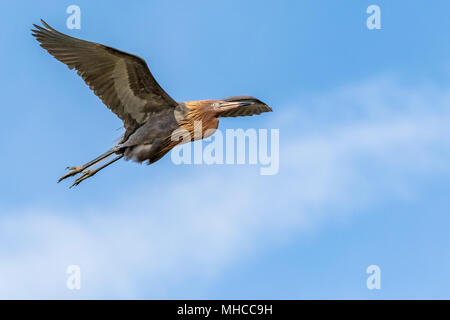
<box><xmin>1</xmin><ymin>76</ymin><xmax>450</xmax><ymax>298</ymax></box>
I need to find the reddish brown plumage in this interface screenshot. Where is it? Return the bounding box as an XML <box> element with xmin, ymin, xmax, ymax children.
<box><xmin>180</xmin><ymin>100</ymin><xmax>220</xmax><ymax>139</ymax></box>
<box><xmin>157</xmin><ymin>100</ymin><xmax>220</xmax><ymax>159</ymax></box>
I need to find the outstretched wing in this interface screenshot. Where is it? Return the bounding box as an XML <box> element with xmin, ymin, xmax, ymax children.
<box><xmin>32</xmin><ymin>20</ymin><xmax>177</xmax><ymax>139</ymax></box>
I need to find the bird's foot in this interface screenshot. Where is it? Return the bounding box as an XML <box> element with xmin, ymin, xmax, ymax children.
<box><xmin>58</xmin><ymin>166</ymin><xmax>85</xmax><ymax>183</ymax></box>
<box><xmin>70</xmin><ymin>170</ymin><xmax>96</xmax><ymax>188</ymax></box>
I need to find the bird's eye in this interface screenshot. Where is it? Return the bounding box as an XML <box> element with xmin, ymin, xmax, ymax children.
<box><xmin>212</xmin><ymin>103</ymin><xmax>219</xmax><ymax>108</ymax></box>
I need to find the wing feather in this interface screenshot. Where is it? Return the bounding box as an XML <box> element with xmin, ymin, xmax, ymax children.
<box><xmin>31</xmin><ymin>20</ymin><xmax>177</xmax><ymax>140</ymax></box>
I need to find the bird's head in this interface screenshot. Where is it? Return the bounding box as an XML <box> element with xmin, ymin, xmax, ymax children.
<box><xmin>212</xmin><ymin>96</ymin><xmax>272</xmax><ymax>118</ymax></box>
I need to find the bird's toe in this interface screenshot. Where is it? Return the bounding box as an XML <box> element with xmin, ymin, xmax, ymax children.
<box><xmin>69</xmin><ymin>170</ymin><xmax>96</xmax><ymax>188</ymax></box>
<box><xmin>58</xmin><ymin>166</ymin><xmax>85</xmax><ymax>183</ymax></box>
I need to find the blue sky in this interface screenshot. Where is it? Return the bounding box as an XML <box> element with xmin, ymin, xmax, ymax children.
<box><xmin>0</xmin><ymin>0</ymin><xmax>449</xmax><ymax>299</ymax></box>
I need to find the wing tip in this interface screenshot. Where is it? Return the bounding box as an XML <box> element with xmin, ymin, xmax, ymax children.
<box><xmin>40</xmin><ymin>19</ymin><xmax>53</xmax><ymax>30</ymax></box>
<box><xmin>31</xmin><ymin>19</ymin><xmax>55</xmax><ymax>35</ymax></box>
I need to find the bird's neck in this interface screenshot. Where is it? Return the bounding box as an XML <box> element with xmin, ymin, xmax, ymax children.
<box><xmin>179</xmin><ymin>100</ymin><xmax>219</xmax><ymax>140</ymax></box>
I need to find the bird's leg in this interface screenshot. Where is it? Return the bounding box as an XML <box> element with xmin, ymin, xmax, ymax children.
<box><xmin>58</xmin><ymin>148</ymin><xmax>119</xmax><ymax>183</ymax></box>
<box><xmin>70</xmin><ymin>155</ymin><xmax>124</xmax><ymax>188</ymax></box>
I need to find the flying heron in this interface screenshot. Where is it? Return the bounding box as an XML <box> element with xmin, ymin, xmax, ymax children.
<box><xmin>32</xmin><ymin>20</ymin><xmax>272</xmax><ymax>187</ymax></box>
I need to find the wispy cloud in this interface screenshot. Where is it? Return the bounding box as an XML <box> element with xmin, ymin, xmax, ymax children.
<box><xmin>1</xmin><ymin>76</ymin><xmax>450</xmax><ymax>298</ymax></box>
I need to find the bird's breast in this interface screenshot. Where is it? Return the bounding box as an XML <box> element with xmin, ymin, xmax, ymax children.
<box><xmin>180</xmin><ymin>112</ymin><xmax>219</xmax><ymax>141</ymax></box>
<box><xmin>202</xmin><ymin>117</ymin><xmax>219</xmax><ymax>138</ymax></box>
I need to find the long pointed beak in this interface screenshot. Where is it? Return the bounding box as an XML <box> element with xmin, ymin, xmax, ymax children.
<box><xmin>219</xmin><ymin>100</ymin><xmax>254</xmax><ymax>108</ymax></box>
<box><xmin>215</xmin><ymin>96</ymin><xmax>272</xmax><ymax>117</ymax></box>
<box><xmin>219</xmin><ymin>96</ymin><xmax>270</xmax><ymax>109</ymax></box>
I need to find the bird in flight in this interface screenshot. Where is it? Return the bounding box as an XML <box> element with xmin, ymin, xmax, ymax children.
<box><xmin>32</xmin><ymin>20</ymin><xmax>272</xmax><ymax>187</ymax></box>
